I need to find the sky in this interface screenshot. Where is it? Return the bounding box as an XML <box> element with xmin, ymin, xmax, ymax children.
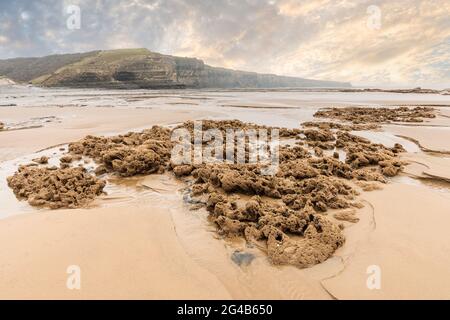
<box><xmin>0</xmin><ymin>0</ymin><xmax>449</xmax><ymax>88</ymax></box>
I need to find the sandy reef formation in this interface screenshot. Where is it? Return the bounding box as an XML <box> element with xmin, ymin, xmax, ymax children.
<box><xmin>68</xmin><ymin>126</ymin><xmax>173</xmax><ymax>177</ymax></box>
<box><xmin>32</xmin><ymin>156</ymin><xmax>49</xmax><ymax>164</ymax></box>
<box><xmin>7</xmin><ymin>166</ymin><xmax>105</xmax><ymax>209</ymax></box>
<box><xmin>7</xmin><ymin>106</ymin><xmax>436</xmax><ymax>267</ymax></box>
<box><xmin>313</xmin><ymin>106</ymin><xmax>435</xmax><ymax>124</ymax></box>
<box><xmin>302</xmin><ymin>121</ymin><xmax>380</xmax><ymax>131</ymax></box>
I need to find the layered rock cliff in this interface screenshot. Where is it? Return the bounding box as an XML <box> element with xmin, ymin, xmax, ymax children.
<box><xmin>0</xmin><ymin>49</ymin><xmax>351</xmax><ymax>89</ymax></box>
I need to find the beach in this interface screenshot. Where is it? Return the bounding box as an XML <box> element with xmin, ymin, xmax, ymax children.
<box><xmin>0</xmin><ymin>85</ymin><xmax>449</xmax><ymax>299</ymax></box>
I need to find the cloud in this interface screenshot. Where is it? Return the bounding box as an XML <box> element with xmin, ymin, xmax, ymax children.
<box><xmin>0</xmin><ymin>0</ymin><xmax>448</xmax><ymax>87</ymax></box>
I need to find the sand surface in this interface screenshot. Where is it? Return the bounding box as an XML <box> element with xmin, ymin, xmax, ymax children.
<box><xmin>0</xmin><ymin>175</ymin><xmax>329</xmax><ymax>300</ymax></box>
<box><xmin>386</xmin><ymin>125</ymin><xmax>450</xmax><ymax>153</ymax></box>
<box><xmin>1</xmin><ymin>86</ymin><xmax>450</xmax><ymax>299</ymax></box>
<box><xmin>0</xmin><ymin>205</ymin><xmax>231</xmax><ymax>299</ymax></box>
<box><xmin>322</xmin><ymin>183</ymin><xmax>450</xmax><ymax>299</ymax></box>
<box><xmin>0</xmin><ymin>106</ymin><xmax>209</xmax><ymax>161</ymax></box>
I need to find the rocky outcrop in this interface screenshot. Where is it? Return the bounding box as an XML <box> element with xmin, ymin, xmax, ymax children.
<box><xmin>7</xmin><ymin>112</ymin><xmax>416</xmax><ymax>267</ymax></box>
<box><xmin>314</xmin><ymin>106</ymin><xmax>436</xmax><ymax>124</ymax></box>
<box><xmin>7</xmin><ymin>166</ymin><xmax>105</xmax><ymax>209</ymax></box>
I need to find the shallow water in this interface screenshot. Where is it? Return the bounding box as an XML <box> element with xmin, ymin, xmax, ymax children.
<box><xmin>0</xmin><ymin>146</ymin><xmax>67</xmax><ymax>218</ymax></box>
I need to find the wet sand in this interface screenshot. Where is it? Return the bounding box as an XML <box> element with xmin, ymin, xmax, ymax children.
<box><xmin>322</xmin><ymin>183</ymin><xmax>450</xmax><ymax>299</ymax></box>
<box><xmin>0</xmin><ymin>204</ymin><xmax>231</xmax><ymax>299</ymax></box>
<box><xmin>0</xmin><ymin>106</ymin><xmax>210</xmax><ymax>161</ymax></box>
<box><xmin>0</xmin><ymin>86</ymin><xmax>450</xmax><ymax>299</ymax></box>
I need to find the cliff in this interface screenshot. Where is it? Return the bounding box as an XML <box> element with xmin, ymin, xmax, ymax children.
<box><xmin>0</xmin><ymin>48</ymin><xmax>351</xmax><ymax>89</ymax></box>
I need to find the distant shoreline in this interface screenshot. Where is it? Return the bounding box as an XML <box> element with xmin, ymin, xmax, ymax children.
<box><xmin>1</xmin><ymin>82</ymin><xmax>449</xmax><ymax>96</ymax></box>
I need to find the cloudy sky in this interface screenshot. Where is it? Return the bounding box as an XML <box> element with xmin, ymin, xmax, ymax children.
<box><xmin>0</xmin><ymin>0</ymin><xmax>449</xmax><ymax>87</ymax></box>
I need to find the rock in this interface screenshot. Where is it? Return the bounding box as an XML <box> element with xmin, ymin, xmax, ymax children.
<box><xmin>94</xmin><ymin>164</ymin><xmax>107</xmax><ymax>176</ymax></box>
<box><xmin>314</xmin><ymin>106</ymin><xmax>435</xmax><ymax>124</ymax></box>
<box><xmin>55</xmin><ymin>118</ymin><xmax>410</xmax><ymax>268</ymax></box>
<box><xmin>303</xmin><ymin>129</ymin><xmax>335</xmax><ymax>142</ymax></box>
<box><xmin>32</xmin><ymin>156</ymin><xmax>49</xmax><ymax>164</ymax></box>
<box><xmin>354</xmin><ymin>180</ymin><xmax>382</xmax><ymax>191</ymax></box>
<box><xmin>314</xmin><ymin>147</ymin><xmax>324</xmax><ymax>157</ymax></box>
<box><xmin>60</xmin><ymin>155</ymin><xmax>73</xmax><ymax>163</ymax></box>
<box><xmin>7</xmin><ymin>166</ymin><xmax>106</xmax><ymax>209</ymax></box>
<box><xmin>333</xmin><ymin>209</ymin><xmax>359</xmax><ymax>223</ymax></box>
<box><xmin>264</xmin><ymin>216</ymin><xmax>345</xmax><ymax>268</ymax></box>
<box><xmin>173</xmin><ymin>164</ymin><xmax>194</xmax><ymax>177</ymax></box>
<box><xmin>302</xmin><ymin>121</ymin><xmax>380</xmax><ymax>131</ymax></box>
<box><xmin>231</xmin><ymin>251</ymin><xmax>255</xmax><ymax>267</ymax></box>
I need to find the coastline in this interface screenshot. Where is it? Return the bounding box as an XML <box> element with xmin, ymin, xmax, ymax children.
<box><xmin>0</xmin><ymin>87</ymin><xmax>449</xmax><ymax>299</ymax></box>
